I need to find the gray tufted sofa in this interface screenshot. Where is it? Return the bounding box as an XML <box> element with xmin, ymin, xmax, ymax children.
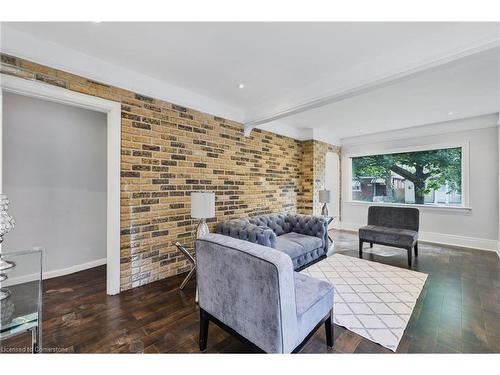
<box><xmin>216</xmin><ymin>213</ymin><xmax>328</xmax><ymax>270</ymax></box>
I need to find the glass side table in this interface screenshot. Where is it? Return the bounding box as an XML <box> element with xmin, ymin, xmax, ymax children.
<box><xmin>0</xmin><ymin>249</ymin><xmax>42</xmax><ymax>353</ymax></box>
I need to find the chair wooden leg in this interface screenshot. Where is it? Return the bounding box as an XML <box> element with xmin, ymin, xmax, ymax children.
<box><xmin>370</xmin><ymin>242</ymin><xmax>373</xmax><ymax>248</ymax></box>
<box><xmin>199</xmin><ymin>308</ymin><xmax>209</xmax><ymax>351</ymax></box>
<box><xmin>414</xmin><ymin>242</ymin><xmax>418</xmax><ymax>257</ymax></box>
<box><xmin>359</xmin><ymin>239</ymin><xmax>363</xmax><ymax>258</ymax></box>
<box><xmin>325</xmin><ymin>310</ymin><xmax>333</xmax><ymax>348</ymax></box>
<box><xmin>407</xmin><ymin>247</ymin><xmax>412</xmax><ymax>268</ymax></box>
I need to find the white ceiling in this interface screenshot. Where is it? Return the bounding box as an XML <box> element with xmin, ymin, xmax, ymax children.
<box><xmin>1</xmin><ymin>22</ymin><xmax>499</xmax><ymax>143</ymax></box>
<box><xmin>261</xmin><ymin>48</ymin><xmax>500</xmax><ymax>141</ymax></box>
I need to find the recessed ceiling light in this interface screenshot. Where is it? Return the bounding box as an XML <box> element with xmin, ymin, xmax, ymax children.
<box><xmin>448</xmin><ymin>111</ymin><xmax>454</xmax><ymax>115</ymax></box>
<box><xmin>238</xmin><ymin>83</ymin><xmax>245</xmax><ymax>89</ymax></box>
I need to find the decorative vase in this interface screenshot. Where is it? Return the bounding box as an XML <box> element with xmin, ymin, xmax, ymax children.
<box><xmin>0</xmin><ymin>194</ymin><xmax>16</xmax><ymax>301</ymax></box>
<box><xmin>0</xmin><ymin>296</ymin><xmax>15</xmax><ymax>325</ymax></box>
<box><xmin>321</xmin><ymin>203</ymin><xmax>329</xmax><ymax>217</ymax></box>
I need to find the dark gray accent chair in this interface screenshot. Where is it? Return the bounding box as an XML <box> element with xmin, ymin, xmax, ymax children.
<box><xmin>216</xmin><ymin>213</ymin><xmax>328</xmax><ymax>270</ymax></box>
<box><xmin>358</xmin><ymin>206</ymin><xmax>419</xmax><ymax>268</ymax></box>
<box><xmin>196</xmin><ymin>233</ymin><xmax>334</xmax><ymax>353</ymax></box>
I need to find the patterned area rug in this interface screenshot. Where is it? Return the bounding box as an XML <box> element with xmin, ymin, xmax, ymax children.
<box><xmin>301</xmin><ymin>253</ymin><xmax>427</xmax><ymax>351</ymax></box>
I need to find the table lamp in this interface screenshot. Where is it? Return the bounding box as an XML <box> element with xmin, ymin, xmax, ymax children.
<box><xmin>319</xmin><ymin>190</ymin><xmax>330</xmax><ymax>217</ymax></box>
<box><xmin>191</xmin><ymin>192</ymin><xmax>215</xmax><ymax>238</ymax></box>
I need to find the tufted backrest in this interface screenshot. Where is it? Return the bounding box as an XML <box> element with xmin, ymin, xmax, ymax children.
<box><xmin>287</xmin><ymin>214</ymin><xmax>326</xmax><ymax>238</ymax></box>
<box><xmin>216</xmin><ymin>220</ymin><xmax>277</xmax><ymax>248</ymax></box>
<box><xmin>368</xmin><ymin>206</ymin><xmax>419</xmax><ymax>232</ymax></box>
<box><xmin>216</xmin><ymin>212</ymin><xmax>329</xmax><ymax>252</ymax></box>
<box><xmin>247</xmin><ymin>213</ymin><xmax>291</xmax><ymax>235</ymax></box>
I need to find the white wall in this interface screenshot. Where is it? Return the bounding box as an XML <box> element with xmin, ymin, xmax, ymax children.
<box><xmin>2</xmin><ymin>92</ymin><xmax>107</xmax><ymax>275</ymax></box>
<box><xmin>340</xmin><ymin>114</ymin><xmax>499</xmax><ymax>252</ymax></box>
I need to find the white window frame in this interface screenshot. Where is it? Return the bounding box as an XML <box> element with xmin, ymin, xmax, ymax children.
<box><xmin>344</xmin><ymin>142</ymin><xmax>471</xmax><ymax>211</ymax></box>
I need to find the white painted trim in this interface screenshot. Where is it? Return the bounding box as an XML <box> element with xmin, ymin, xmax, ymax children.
<box><xmin>344</xmin><ymin>200</ymin><xmax>472</xmax><ymax>212</ymax></box>
<box><xmin>244</xmin><ymin>39</ymin><xmax>500</xmax><ymax>128</ymax></box>
<box><xmin>344</xmin><ymin>141</ymin><xmax>469</xmax><ymax>159</ymax></box>
<box><xmin>1</xmin><ymin>74</ymin><xmax>119</xmax><ymax>113</ymax></box>
<box><xmin>335</xmin><ymin>221</ymin><xmax>500</xmax><ymax>255</ymax></box>
<box><xmin>0</xmin><ymin>25</ymin><xmax>244</xmax><ymax>123</ymax></box>
<box><xmin>243</xmin><ymin>124</ymin><xmax>254</xmax><ymax>137</ymax></box>
<box><xmin>343</xmin><ymin>141</ymin><xmax>471</xmax><ymax>209</ymax></box>
<box><xmin>0</xmin><ymin>74</ymin><xmax>121</xmax><ymax>295</ymax></box>
<box><xmin>498</xmin><ymin>113</ymin><xmax>500</xmax><ymax>259</ymax></box>
<box><xmin>1</xmin><ymin>257</ymin><xmax>107</xmax><ymax>287</ymax></box>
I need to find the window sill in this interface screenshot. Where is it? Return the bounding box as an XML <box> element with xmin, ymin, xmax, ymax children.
<box><xmin>344</xmin><ymin>200</ymin><xmax>472</xmax><ymax>212</ymax></box>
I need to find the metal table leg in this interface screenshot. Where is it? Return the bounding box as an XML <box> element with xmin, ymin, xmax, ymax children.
<box><xmin>31</xmin><ymin>326</ymin><xmax>40</xmax><ymax>353</ymax></box>
<box><xmin>179</xmin><ymin>266</ymin><xmax>196</xmax><ymax>290</ymax></box>
<box><xmin>175</xmin><ymin>242</ymin><xmax>196</xmax><ymax>291</ymax></box>
<box><xmin>325</xmin><ymin>216</ymin><xmax>335</xmax><ymax>251</ymax></box>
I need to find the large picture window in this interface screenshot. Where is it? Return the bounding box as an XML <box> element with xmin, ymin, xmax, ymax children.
<box><xmin>350</xmin><ymin>146</ymin><xmax>464</xmax><ymax>207</ymax></box>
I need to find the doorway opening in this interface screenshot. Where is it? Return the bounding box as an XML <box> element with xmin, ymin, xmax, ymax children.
<box><xmin>0</xmin><ymin>74</ymin><xmax>121</xmax><ymax>295</ymax></box>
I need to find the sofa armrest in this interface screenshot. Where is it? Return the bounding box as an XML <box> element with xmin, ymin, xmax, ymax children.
<box><xmin>216</xmin><ymin>221</ymin><xmax>277</xmax><ymax>248</ymax></box>
<box><xmin>288</xmin><ymin>214</ymin><xmax>328</xmax><ymax>252</ymax></box>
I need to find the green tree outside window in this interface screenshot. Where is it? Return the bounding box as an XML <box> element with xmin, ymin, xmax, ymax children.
<box><xmin>351</xmin><ymin>147</ymin><xmax>462</xmax><ymax>205</ymax></box>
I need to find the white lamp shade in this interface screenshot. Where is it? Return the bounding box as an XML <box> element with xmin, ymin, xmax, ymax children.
<box><xmin>191</xmin><ymin>192</ymin><xmax>215</xmax><ymax>219</ymax></box>
<box><xmin>319</xmin><ymin>190</ymin><xmax>330</xmax><ymax>203</ymax></box>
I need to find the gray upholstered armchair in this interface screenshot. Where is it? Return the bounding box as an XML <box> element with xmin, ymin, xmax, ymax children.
<box><xmin>196</xmin><ymin>234</ymin><xmax>334</xmax><ymax>353</ymax></box>
<box><xmin>216</xmin><ymin>213</ymin><xmax>329</xmax><ymax>270</ymax></box>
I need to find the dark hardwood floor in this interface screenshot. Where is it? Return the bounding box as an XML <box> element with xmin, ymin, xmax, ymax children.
<box><xmin>2</xmin><ymin>230</ymin><xmax>500</xmax><ymax>353</ymax></box>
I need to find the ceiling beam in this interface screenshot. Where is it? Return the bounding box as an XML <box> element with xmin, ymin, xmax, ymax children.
<box><xmin>243</xmin><ymin>39</ymin><xmax>500</xmax><ymax>137</ymax></box>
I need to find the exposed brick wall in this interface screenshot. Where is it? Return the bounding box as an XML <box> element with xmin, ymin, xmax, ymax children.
<box><xmin>298</xmin><ymin>140</ymin><xmax>314</xmax><ymax>214</ymax></box>
<box><xmin>0</xmin><ymin>53</ymin><xmax>339</xmax><ymax>291</ymax></box>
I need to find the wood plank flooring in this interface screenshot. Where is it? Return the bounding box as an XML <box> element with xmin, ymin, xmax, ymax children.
<box><xmin>2</xmin><ymin>230</ymin><xmax>499</xmax><ymax>353</ymax></box>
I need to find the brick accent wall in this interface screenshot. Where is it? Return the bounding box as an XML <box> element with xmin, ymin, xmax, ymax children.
<box><xmin>0</xmin><ymin>53</ymin><xmax>340</xmax><ymax>291</ymax></box>
<box><xmin>298</xmin><ymin>140</ymin><xmax>314</xmax><ymax>214</ymax></box>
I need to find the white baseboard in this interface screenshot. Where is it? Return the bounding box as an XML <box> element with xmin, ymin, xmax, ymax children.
<box><xmin>334</xmin><ymin>221</ymin><xmax>500</xmax><ymax>256</ymax></box>
<box><xmin>2</xmin><ymin>258</ymin><xmax>107</xmax><ymax>287</ymax></box>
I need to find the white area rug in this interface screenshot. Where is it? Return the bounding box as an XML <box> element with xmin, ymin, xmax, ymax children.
<box><xmin>301</xmin><ymin>254</ymin><xmax>427</xmax><ymax>351</ymax></box>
